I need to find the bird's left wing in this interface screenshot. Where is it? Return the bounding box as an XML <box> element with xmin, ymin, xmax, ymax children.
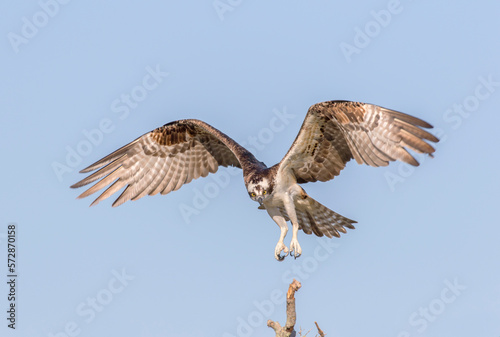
<box><xmin>71</xmin><ymin>119</ymin><xmax>260</xmax><ymax>207</ymax></box>
<box><xmin>277</xmin><ymin>100</ymin><xmax>439</xmax><ymax>183</ymax></box>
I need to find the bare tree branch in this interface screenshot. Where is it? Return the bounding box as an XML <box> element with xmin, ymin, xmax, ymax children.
<box><xmin>267</xmin><ymin>279</ymin><xmax>301</xmax><ymax>337</ymax></box>
<box><xmin>314</xmin><ymin>322</ymin><xmax>325</xmax><ymax>337</ymax></box>
<box><xmin>267</xmin><ymin>280</ymin><xmax>327</xmax><ymax>337</ymax></box>
<box><xmin>285</xmin><ymin>279</ymin><xmax>301</xmax><ymax>332</ymax></box>
<box><xmin>267</xmin><ymin>319</ymin><xmax>283</xmax><ymax>335</ymax></box>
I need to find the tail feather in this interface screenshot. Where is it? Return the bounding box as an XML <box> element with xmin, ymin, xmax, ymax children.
<box><xmin>278</xmin><ymin>196</ymin><xmax>356</xmax><ymax>238</ymax></box>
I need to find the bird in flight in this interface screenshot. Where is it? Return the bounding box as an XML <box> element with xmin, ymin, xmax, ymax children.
<box><xmin>71</xmin><ymin>100</ymin><xmax>438</xmax><ymax>261</ymax></box>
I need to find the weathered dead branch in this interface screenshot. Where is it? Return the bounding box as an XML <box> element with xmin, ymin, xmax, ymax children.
<box><xmin>267</xmin><ymin>279</ymin><xmax>326</xmax><ymax>337</ymax></box>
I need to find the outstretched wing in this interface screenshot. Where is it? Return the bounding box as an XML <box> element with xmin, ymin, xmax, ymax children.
<box><xmin>71</xmin><ymin>119</ymin><xmax>260</xmax><ymax>207</ymax></box>
<box><xmin>278</xmin><ymin>100</ymin><xmax>439</xmax><ymax>183</ymax></box>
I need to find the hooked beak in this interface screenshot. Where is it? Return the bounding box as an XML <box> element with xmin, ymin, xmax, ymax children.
<box><xmin>257</xmin><ymin>197</ymin><xmax>263</xmax><ymax>205</ymax></box>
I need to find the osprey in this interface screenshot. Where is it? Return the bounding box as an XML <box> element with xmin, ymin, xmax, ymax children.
<box><xmin>71</xmin><ymin>100</ymin><xmax>438</xmax><ymax>260</ymax></box>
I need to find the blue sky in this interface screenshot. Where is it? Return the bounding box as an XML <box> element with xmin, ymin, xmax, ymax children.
<box><xmin>1</xmin><ymin>1</ymin><xmax>499</xmax><ymax>336</ymax></box>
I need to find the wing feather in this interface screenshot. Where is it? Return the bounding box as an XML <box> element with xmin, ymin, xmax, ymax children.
<box><xmin>71</xmin><ymin>155</ymin><xmax>128</xmax><ymax>188</ymax></box>
<box><xmin>185</xmin><ymin>140</ymin><xmax>196</xmax><ymax>185</ymax></box>
<box><xmin>90</xmin><ymin>178</ymin><xmax>128</xmax><ymax>206</ymax></box>
<box><xmin>278</xmin><ymin>101</ymin><xmax>438</xmax><ymax>183</ymax></box>
<box><xmin>111</xmin><ymin>154</ymin><xmax>158</xmax><ymax>207</ymax></box>
<box><xmin>162</xmin><ymin>153</ymin><xmax>185</xmax><ymax>195</ymax></box>
<box><xmin>71</xmin><ymin>119</ymin><xmax>261</xmax><ymax>206</ymax></box>
<box><xmin>152</xmin><ymin>156</ymin><xmax>177</xmax><ymax>196</ymax></box>
<box><xmin>173</xmin><ymin>152</ymin><xmax>189</xmax><ymax>192</ymax></box>
<box><xmin>77</xmin><ymin>167</ymin><xmax>124</xmax><ymax>199</ymax></box>
<box><xmin>131</xmin><ymin>158</ymin><xmax>166</xmax><ymax>200</ymax></box>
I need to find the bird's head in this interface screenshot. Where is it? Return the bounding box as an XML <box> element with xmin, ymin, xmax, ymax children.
<box><xmin>247</xmin><ymin>178</ymin><xmax>273</xmax><ymax>206</ymax></box>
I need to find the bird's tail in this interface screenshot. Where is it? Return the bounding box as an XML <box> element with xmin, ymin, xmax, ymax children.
<box><xmin>279</xmin><ymin>196</ymin><xmax>357</xmax><ymax>238</ymax></box>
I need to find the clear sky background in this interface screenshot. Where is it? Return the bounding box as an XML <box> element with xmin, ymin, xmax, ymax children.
<box><xmin>1</xmin><ymin>1</ymin><xmax>499</xmax><ymax>337</ymax></box>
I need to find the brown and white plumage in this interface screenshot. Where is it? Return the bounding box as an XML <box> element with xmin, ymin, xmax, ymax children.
<box><xmin>71</xmin><ymin>100</ymin><xmax>438</xmax><ymax>260</ymax></box>
<box><xmin>71</xmin><ymin>120</ymin><xmax>262</xmax><ymax>207</ymax></box>
<box><xmin>278</xmin><ymin>101</ymin><xmax>438</xmax><ymax>183</ymax></box>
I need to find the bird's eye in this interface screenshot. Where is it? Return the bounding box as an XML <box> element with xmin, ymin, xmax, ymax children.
<box><xmin>250</xmin><ymin>192</ymin><xmax>256</xmax><ymax>197</ymax></box>
<box><xmin>263</xmin><ymin>190</ymin><xmax>267</xmax><ymax>195</ymax></box>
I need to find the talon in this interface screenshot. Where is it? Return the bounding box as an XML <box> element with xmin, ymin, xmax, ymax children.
<box><xmin>276</xmin><ymin>252</ymin><xmax>286</xmax><ymax>261</ymax></box>
<box><xmin>289</xmin><ymin>239</ymin><xmax>302</xmax><ymax>259</ymax></box>
<box><xmin>275</xmin><ymin>242</ymin><xmax>289</xmax><ymax>261</ymax></box>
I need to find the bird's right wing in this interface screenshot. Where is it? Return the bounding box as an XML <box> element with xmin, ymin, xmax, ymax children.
<box><xmin>71</xmin><ymin>119</ymin><xmax>261</xmax><ymax>207</ymax></box>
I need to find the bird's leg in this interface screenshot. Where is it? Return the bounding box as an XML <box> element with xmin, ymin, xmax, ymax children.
<box><xmin>290</xmin><ymin>227</ymin><xmax>301</xmax><ymax>259</ymax></box>
<box><xmin>283</xmin><ymin>196</ymin><xmax>302</xmax><ymax>259</ymax></box>
<box><xmin>275</xmin><ymin>224</ymin><xmax>289</xmax><ymax>261</ymax></box>
<box><xmin>267</xmin><ymin>207</ymin><xmax>289</xmax><ymax>261</ymax></box>
<box><xmin>289</xmin><ymin>222</ymin><xmax>301</xmax><ymax>259</ymax></box>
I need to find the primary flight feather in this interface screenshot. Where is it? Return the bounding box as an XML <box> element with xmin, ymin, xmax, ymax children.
<box><xmin>71</xmin><ymin>100</ymin><xmax>439</xmax><ymax>260</ymax></box>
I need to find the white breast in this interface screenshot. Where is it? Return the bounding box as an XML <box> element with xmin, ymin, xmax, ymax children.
<box><xmin>265</xmin><ymin>169</ymin><xmax>301</xmax><ymax>207</ymax></box>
